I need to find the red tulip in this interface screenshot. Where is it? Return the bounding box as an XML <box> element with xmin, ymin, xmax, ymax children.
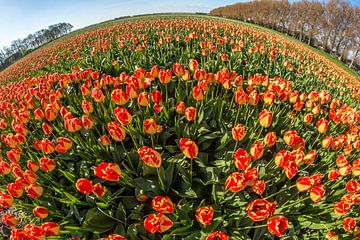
<box><xmin>189</xmin><ymin>59</ymin><xmax>198</xmax><ymax>72</ymax></box>
<box><xmin>179</xmin><ymin>138</ymin><xmax>198</xmax><ymax>159</ymax></box>
<box><xmin>6</xmin><ymin>148</ymin><xmax>21</xmax><ymax>163</ymax></box>
<box><xmin>114</xmin><ymin>107</ymin><xmax>132</xmax><ymax>125</ymax></box>
<box><xmin>173</xmin><ymin>63</ymin><xmax>185</xmax><ymax>77</ymax></box>
<box><xmin>0</xmin><ymin>193</ymin><xmax>14</xmax><ymax>207</ymax></box>
<box><xmin>185</xmin><ymin>107</ymin><xmax>197</xmax><ymax>121</ymax></box>
<box><xmin>55</xmin><ymin>137</ymin><xmax>72</xmax><ymax>153</ymax></box>
<box><xmin>2</xmin><ymin>214</ymin><xmax>17</xmax><ymax>227</ymax></box>
<box><xmin>91</xmin><ymin>87</ymin><xmax>105</xmax><ymax>103</ymax></box>
<box><xmin>206</xmin><ymin>231</ymin><xmax>229</xmax><ymax>240</ymax></box>
<box><xmin>7</xmin><ymin>182</ymin><xmax>24</xmax><ymax>198</ymax></box>
<box><xmin>252</xmin><ymin>180</ymin><xmax>266</xmax><ymax>195</ymax></box>
<box><xmin>195</xmin><ymin>206</ymin><xmax>214</xmax><ymax>225</ymax></box>
<box><xmin>143</xmin><ymin>213</ymin><xmax>173</xmax><ymax>233</ymax></box>
<box><xmin>41</xmin><ymin>222</ymin><xmax>60</xmax><ymax>236</ymax></box>
<box><xmin>33</xmin><ymin>206</ymin><xmax>48</xmax><ymax>218</ymax></box>
<box><xmin>0</xmin><ymin>161</ymin><xmax>11</xmax><ymax>175</ymax></box>
<box><xmin>39</xmin><ymin>158</ymin><xmax>56</xmax><ymax>172</ymax></box>
<box><xmin>111</xmin><ymin>89</ymin><xmax>128</xmax><ymax>105</ymax></box>
<box><xmin>65</xmin><ymin>117</ymin><xmax>83</xmax><ymax>132</ymax></box>
<box><xmin>296</xmin><ymin>176</ymin><xmax>315</xmax><ymax>192</ymax></box>
<box><xmin>138</xmin><ymin>92</ymin><xmax>150</xmax><ymax>106</ymax></box>
<box><xmin>316</xmin><ymin>118</ymin><xmax>328</xmax><ymax>134</ymax></box>
<box><xmin>23</xmin><ymin>170</ymin><xmax>38</xmax><ymax>184</ymax></box>
<box><xmin>82</xmin><ymin>99</ymin><xmax>93</xmax><ymax>114</ymax></box>
<box><xmin>34</xmin><ymin>108</ymin><xmax>45</xmax><ymax>121</ymax></box>
<box><xmin>343</xmin><ymin>217</ymin><xmax>356</xmax><ymax>232</ymax></box>
<box><xmin>93</xmin><ymin>183</ymin><xmax>105</xmax><ymax>197</ymax></box>
<box><xmin>152</xmin><ymin>196</ymin><xmax>174</xmax><ymax>214</ymax></box>
<box><xmin>232</xmin><ymin>124</ymin><xmax>246</xmax><ymax>141</ymax></box>
<box><xmin>44</xmin><ymin>105</ymin><xmax>58</xmax><ymax>121</ymax></box>
<box><xmin>107</xmin><ymin>121</ymin><xmax>126</xmax><ymax>141</ymax></box>
<box><xmin>143</xmin><ymin>118</ymin><xmax>157</xmax><ymax>135</ymax></box>
<box><xmin>225</xmin><ymin>172</ymin><xmax>246</xmax><ymax>193</ymax></box>
<box><xmin>250</xmin><ymin>141</ymin><xmax>264</xmax><ymax>160</ymax></box>
<box><xmin>259</xmin><ymin>110</ymin><xmax>272</xmax><ymax>128</ymax></box>
<box><xmin>138</xmin><ymin>146</ymin><xmax>162</xmax><ymax>168</ymax></box>
<box><xmin>151</xmin><ymin>90</ymin><xmax>162</xmax><ymax>103</ymax></box>
<box><xmin>76</xmin><ymin>178</ymin><xmax>93</xmax><ymax>195</ymax></box>
<box><xmin>310</xmin><ymin>184</ymin><xmax>326</xmax><ymax>203</ymax></box>
<box><xmin>193</xmin><ymin>85</ymin><xmax>205</xmax><ymax>101</ymax></box>
<box><xmin>159</xmin><ymin>69</ymin><xmax>172</xmax><ymax>84</ymax></box>
<box><xmin>267</xmin><ymin>215</ymin><xmax>289</xmax><ymax>237</ymax></box>
<box><xmin>82</xmin><ymin>115</ymin><xmax>94</xmax><ymax>129</ymax></box>
<box><xmin>303</xmin><ymin>113</ymin><xmax>313</xmax><ymax>124</ymax></box>
<box><xmin>98</xmin><ymin>135</ymin><xmax>111</xmax><ymax>146</ymax></box>
<box><xmin>94</xmin><ymin>162</ymin><xmax>122</xmax><ymax>181</ymax></box>
<box><xmin>247</xmin><ymin>199</ymin><xmax>277</xmax><ymax>222</ymax></box>
<box><xmin>41</xmin><ymin>139</ymin><xmax>55</xmax><ymax>154</ymax></box>
<box><xmin>126</xmin><ymin>84</ymin><xmax>138</xmax><ymax>99</ymax></box>
<box><xmin>25</xmin><ymin>184</ymin><xmax>43</xmax><ymax>198</ymax></box>
<box><xmin>234</xmin><ymin>148</ymin><xmax>251</xmax><ymax>170</ymax></box>
<box><xmin>264</xmin><ymin>132</ymin><xmax>277</xmax><ymax>147</ymax></box>
<box><xmin>175</xmin><ymin>101</ymin><xmax>186</xmax><ymax>114</ymax></box>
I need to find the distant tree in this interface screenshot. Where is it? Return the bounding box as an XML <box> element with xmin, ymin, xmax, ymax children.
<box><xmin>209</xmin><ymin>0</ymin><xmax>359</xmax><ymax>70</ymax></box>
<box><xmin>0</xmin><ymin>22</ymin><xmax>73</xmax><ymax>71</ymax></box>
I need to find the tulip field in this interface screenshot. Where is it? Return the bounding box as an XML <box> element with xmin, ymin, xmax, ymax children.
<box><xmin>0</xmin><ymin>14</ymin><xmax>360</xmax><ymax>239</ymax></box>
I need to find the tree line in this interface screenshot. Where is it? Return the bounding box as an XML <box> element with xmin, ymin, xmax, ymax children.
<box><xmin>209</xmin><ymin>0</ymin><xmax>360</xmax><ymax>71</ymax></box>
<box><xmin>0</xmin><ymin>22</ymin><xmax>73</xmax><ymax>71</ymax></box>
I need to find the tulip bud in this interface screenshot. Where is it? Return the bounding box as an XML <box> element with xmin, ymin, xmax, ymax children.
<box><xmin>143</xmin><ymin>118</ymin><xmax>157</xmax><ymax>135</ymax></box>
<box><xmin>310</xmin><ymin>184</ymin><xmax>325</xmax><ymax>203</ymax></box>
<box><xmin>98</xmin><ymin>135</ymin><xmax>111</xmax><ymax>146</ymax></box>
<box><xmin>234</xmin><ymin>148</ymin><xmax>251</xmax><ymax>170</ymax></box>
<box><xmin>107</xmin><ymin>121</ymin><xmax>126</xmax><ymax>141</ymax></box>
<box><xmin>27</xmin><ymin>160</ymin><xmax>39</xmax><ymax>172</ymax></box>
<box><xmin>179</xmin><ymin>138</ymin><xmax>198</xmax><ymax>159</ymax></box>
<box><xmin>2</xmin><ymin>214</ymin><xmax>17</xmax><ymax>227</ymax></box>
<box><xmin>39</xmin><ymin>157</ymin><xmax>56</xmax><ymax>172</ymax></box>
<box><xmin>264</xmin><ymin>132</ymin><xmax>277</xmax><ymax>147</ymax></box>
<box><xmin>111</xmin><ymin>89</ymin><xmax>128</xmax><ymax>105</ymax></box>
<box><xmin>25</xmin><ymin>184</ymin><xmax>44</xmax><ymax>198</ymax></box>
<box><xmin>259</xmin><ymin>110</ymin><xmax>272</xmax><ymax>128</ymax></box>
<box><xmin>138</xmin><ymin>146</ymin><xmax>162</xmax><ymax>168</ymax></box>
<box><xmin>185</xmin><ymin>107</ymin><xmax>197</xmax><ymax>121</ymax></box>
<box><xmin>250</xmin><ymin>141</ymin><xmax>264</xmax><ymax>160</ymax></box>
<box><xmin>138</xmin><ymin>92</ymin><xmax>150</xmax><ymax>107</ymax></box>
<box><xmin>33</xmin><ymin>206</ymin><xmax>49</xmax><ymax>218</ymax></box>
<box><xmin>25</xmin><ymin>224</ymin><xmax>45</xmax><ymax>239</ymax></box>
<box><xmin>232</xmin><ymin>124</ymin><xmax>246</xmax><ymax>141</ymax></box>
<box><xmin>175</xmin><ymin>101</ymin><xmax>186</xmax><ymax>114</ymax></box>
<box><xmin>42</xmin><ymin>222</ymin><xmax>60</xmax><ymax>236</ymax></box>
<box><xmin>114</xmin><ymin>107</ymin><xmax>132</xmax><ymax>125</ymax></box>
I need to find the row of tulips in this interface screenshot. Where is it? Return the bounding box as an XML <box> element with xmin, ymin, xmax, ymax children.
<box><xmin>0</xmin><ymin>56</ymin><xmax>358</xmax><ymax>239</ymax></box>
<box><xmin>0</xmin><ymin>17</ymin><xmax>359</xmax><ymax>106</ymax></box>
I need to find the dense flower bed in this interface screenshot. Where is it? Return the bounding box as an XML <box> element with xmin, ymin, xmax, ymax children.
<box><xmin>0</xmin><ymin>16</ymin><xmax>359</xmax><ymax>240</ymax></box>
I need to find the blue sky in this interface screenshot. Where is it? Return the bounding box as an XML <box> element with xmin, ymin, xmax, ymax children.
<box><xmin>1</xmin><ymin>0</ymin><xmax>360</xmax><ymax>50</ymax></box>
